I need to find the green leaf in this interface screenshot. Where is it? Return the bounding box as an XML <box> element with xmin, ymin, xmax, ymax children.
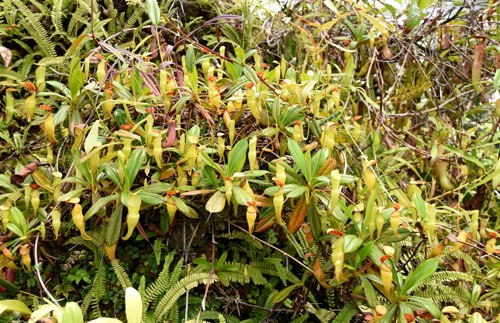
<box><xmin>8</xmin><ymin>207</ymin><xmax>26</xmax><ymax>231</ymax></box>
<box><xmin>284</xmin><ymin>184</ymin><xmax>307</xmax><ymax>198</ymax></box>
<box><xmin>85</xmin><ymin>194</ymin><xmax>119</xmax><ymax>220</ymax></box>
<box><xmin>272</xmin><ymin>283</ymin><xmax>302</xmax><ymax>304</ymax></box>
<box><xmin>0</xmin><ymin>277</ymin><xmax>18</xmax><ymax>293</ymax></box>
<box><xmin>379</xmin><ymin>304</ymin><xmax>397</xmax><ymax>323</ymax></box>
<box><xmin>0</xmin><ymin>300</ymin><xmax>32</xmax><ymax>315</ymax></box>
<box><xmin>243</xmin><ymin>65</ymin><xmax>259</xmax><ymax>84</ymax></box>
<box><xmin>406</xmin><ymin>0</ymin><xmax>421</xmax><ymax>29</ymax></box>
<box><xmin>103</xmin><ymin>167</ymin><xmax>122</xmax><ymax>188</ymax></box>
<box><xmin>84</xmin><ymin>120</ymin><xmax>100</xmax><ymax>154</ymax></box>
<box><xmin>105</xmin><ymin>203</ymin><xmax>123</xmax><ymax>246</ymax></box>
<box><xmin>412</xmin><ymin>193</ymin><xmax>426</xmax><ymax>218</ymax></box>
<box><xmin>226</xmin><ymin>139</ymin><xmax>248</xmax><ymax>176</ymax></box>
<box><xmin>57</xmin><ymin>187</ymin><xmax>86</xmax><ymax>202</ymax></box>
<box><xmin>231</xmin><ymin>186</ymin><xmax>253</xmax><ymax>206</ymax></box>
<box><xmin>408</xmin><ymin>296</ymin><xmax>441</xmax><ymax>318</ymax></box>
<box><xmin>418</xmin><ymin>0</ymin><xmax>435</xmax><ymax>9</ymax></box>
<box><xmin>443</xmin><ymin>144</ymin><xmax>485</xmax><ymax>169</ymax></box>
<box><xmin>332</xmin><ymin>301</ymin><xmax>356</xmax><ymax>323</ymax></box>
<box><xmin>205</xmin><ymin>191</ymin><xmax>226</xmax><ymax>213</ymax></box>
<box><xmin>201</xmin><ymin>151</ymin><xmax>223</xmax><ymax>176</ymax></box>
<box><xmin>343</xmin><ymin>235</ymin><xmax>363</xmax><ymax>253</ymax></box>
<box><xmin>287</xmin><ymin>139</ymin><xmax>311</xmax><ymax>182</ymax></box>
<box><xmin>186</xmin><ymin>45</ymin><xmax>195</xmax><ymax>73</ymax></box>
<box><xmin>69</xmin><ymin>58</ymin><xmax>85</xmax><ymax>99</ymax></box>
<box><xmin>146</xmin><ymin>0</ymin><xmax>160</xmax><ymax>26</ymax></box>
<box><xmin>136</xmin><ymin>192</ymin><xmax>165</xmax><ymax>205</ymax></box>
<box><xmin>125</xmin><ymin>148</ymin><xmax>146</xmax><ymax>190</ymax></box>
<box><xmin>401</xmin><ymin>258</ymin><xmax>439</xmax><ymax>294</ymax></box>
<box><xmin>61</xmin><ymin>302</ymin><xmax>83</xmax><ymax>323</ymax></box>
<box><xmin>359</xmin><ymin>275</ymin><xmax>377</xmax><ymax>307</ymax></box>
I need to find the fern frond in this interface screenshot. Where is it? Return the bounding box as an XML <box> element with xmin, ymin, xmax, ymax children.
<box><xmin>116</xmin><ymin>7</ymin><xmax>144</xmax><ymax>42</ymax></box>
<box><xmin>167</xmin><ymin>302</ymin><xmax>179</xmax><ymax>323</ymax></box>
<box><xmin>29</xmin><ymin>0</ymin><xmax>50</xmax><ymax>16</ymax></box>
<box><xmin>426</xmin><ymin>271</ymin><xmax>473</xmax><ymax>284</ymax></box>
<box><xmin>251</xmin><ymin>261</ymin><xmax>301</xmax><ymax>284</ymax></box>
<box><xmin>154</xmin><ymin>272</ymin><xmax>215</xmax><ymax>321</ymax></box>
<box><xmin>38</xmin><ymin>57</ymin><xmax>67</xmax><ymax>66</ymax></box>
<box><xmin>291</xmin><ymin>314</ymin><xmax>309</xmax><ymax>323</ymax></box>
<box><xmin>443</xmin><ymin>249</ymin><xmax>481</xmax><ymax>272</ymax></box>
<box><xmin>144</xmin><ymin>252</ymin><xmax>176</xmax><ymax>307</ymax></box>
<box><xmin>68</xmin><ymin>4</ymin><xmax>89</xmax><ymax>36</ymax></box>
<box><xmin>285</xmin><ymin>230</ymin><xmax>306</xmax><ymax>258</ymax></box>
<box><xmin>81</xmin><ymin>261</ymin><xmax>106</xmax><ymax>318</ymax></box>
<box><xmin>193</xmin><ymin>310</ymin><xmax>226</xmax><ymax>322</ymax></box>
<box><xmin>51</xmin><ymin>0</ymin><xmax>65</xmax><ymax>32</ymax></box>
<box><xmin>0</xmin><ymin>68</ymin><xmax>25</xmax><ymax>82</ymax></box>
<box><xmin>11</xmin><ymin>0</ymin><xmax>57</xmax><ymax>57</ymax></box>
<box><xmin>153</xmin><ymin>239</ymin><xmax>163</xmax><ymax>265</ymax></box>
<box><xmin>111</xmin><ymin>259</ymin><xmax>132</xmax><ymax>289</ymax></box>
<box><xmin>331</xmin><ymin>302</ymin><xmax>356</xmax><ymax>323</ymax></box>
<box><xmin>0</xmin><ymin>132</ymin><xmax>14</xmax><ymax>147</ymax></box>
<box><xmin>416</xmin><ymin>283</ymin><xmax>469</xmax><ymax>306</ymax></box>
<box><xmin>90</xmin><ymin>263</ymin><xmax>106</xmax><ymax>317</ymax></box>
<box><xmin>218</xmin><ymin>261</ymin><xmax>268</xmax><ymax>286</ymax></box>
<box><xmin>219</xmin><ymin>231</ymin><xmax>264</xmax><ymax>249</ymax></box>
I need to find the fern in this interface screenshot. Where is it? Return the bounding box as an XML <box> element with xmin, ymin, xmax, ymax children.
<box><xmin>68</xmin><ymin>3</ymin><xmax>90</xmax><ymax>36</ymax></box>
<box><xmin>144</xmin><ymin>254</ymin><xmax>178</xmax><ymax>306</ymax></box>
<box><xmin>90</xmin><ymin>263</ymin><xmax>106</xmax><ymax>317</ymax></box>
<box><xmin>153</xmin><ymin>238</ymin><xmax>163</xmax><ymax>265</ymax></box>
<box><xmin>0</xmin><ymin>131</ymin><xmax>14</xmax><ymax>148</ymax></box>
<box><xmin>167</xmin><ymin>302</ymin><xmax>179</xmax><ymax>323</ymax></box>
<box><xmin>443</xmin><ymin>249</ymin><xmax>481</xmax><ymax>272</ymax></box>
<box><xmin>251</xmin><ymin>261</ymin><xmax>301</xmax><ymax>284</ymax></box>
<box><xmin>116</xmin><ymin>7</ymin><xmax>144</xmax><ymax>42</ymax></box>
<box><xmin>11</xmin><ymin>0</ymin><xmax>57</xmax><ymax>57</ymax></box>
<box><xmin>38</xmin><ymin>57</ymin><xmax>66</xmax><ymax>66</ymax></box>
<box><xmin>51</xmin><ymin>0</ymin><xmax>65</xmax><ymax>32</ymax></box>
<box><xmin>331</xmin><ymin>302</ymin><xmax>356</xmax><ymax>323</ymax></box>
<box><xmin>111</xmin><ymin>260</ymin><xmax>132</xmax><ymax>289</ymax></box>
<box><xmin>426</xmin><ymin>271</ymin><xmax>473</xmax><ymax>284</ymax></box>
<box><xmin>0</xmin><ymin>68</ymin><xmax>25</xmax><ymax>82</ymax></box>
<box><xmin>153</xmin><ymin>272</ymin><xmax>215</xmax><ymax>320</ymax></box>
<box><xmin>219</xmin><ymin>231</ymin><xmax>264</xmax><ymax>249</ymax></box>
<box><xmin>291</xmin><ymin>314</ymin><xmax>310</xmax><ymax>323</ymax></box>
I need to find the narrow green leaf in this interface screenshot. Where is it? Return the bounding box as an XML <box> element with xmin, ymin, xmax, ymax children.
<box><xmin>85</xmin><ymin>194</ymin><xmax>118</xmax><ymax>220</ymax></box>
<box><xmin>136</xmin><ymin>192</ymin><xmax>164</xmax><ymax>205</ymax></box>
<box><xmin>231</xmin><ymin>186</ymin><xmax>253</xmax><ymax>206</ymax></box>
<box><xmin>272</xmin><ymin>283</ymin><xmax>302</xmax><ymax>304</ymax></box>
<box><xmin>443</xmin><ymin>144</ymin><xmax>485</xmax><ymax>169</ymax></box>
<box><xmin>287</xmin><ymin>139</ymin><xmax>311</xmax><ymax>182</ymax></box>
<box><xmin>84</xmin><ymin>120</ymin><xmax>100</xmax><ymax>154</ymax></box>
<box><xmin>186</xmin><ymin>45</ymin><xmax>195</xmax><ymax>73</ymax></box>
<box><xmin>401</xmin><ymin>258</ymin><xmax>439</xmax><ymax>294</ymax></box>
<box><xmin>243</xmin><ymin>65</ymin><xmax>259</xmax><ymax>84</ymax></box>
<box><xmin>125</xmin><ymin>148</ymin><xmax>146</xmax><ymax>190</ymax></box>
<box><xmin>0</xmin><ymin>277</ymin><xmax>18</xmax><ymax>293</ymax></box>
<box><xmin>342</xmin><ymin>235</ymin><xmax>363</xmax><ymax>253</ymax></box>
<box><xmin>61</xmin><ymin>302</ymin><xmax>83</xmax><ymax>323</ymax></box>
<box><xmin>359</xmin><ymin>275</ymin><xmax>377</xmax><ymax>308</ymax></box>
<box><xmin>226</xmin><ymin>139</ymin><xmax>248</xmax><ymax>176</ymax></box>
<box><xmin>408</xmin><ymin>296</ymin><xmax>441</xmax><ymax>318</ymax></box>
<box><xmin>146</xmin><ymin>0</ymin><xmax>160</xmax><ymax>26</ymax></box>
<box><xmin>105</xmin><ymin>203</ymin><xmax>123</xmax><ymax>246</ymax></box>
<box><xmin>0</xmin><ymin>300</ymin><xmax>31</xmax><ymax>315</ymax></box>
